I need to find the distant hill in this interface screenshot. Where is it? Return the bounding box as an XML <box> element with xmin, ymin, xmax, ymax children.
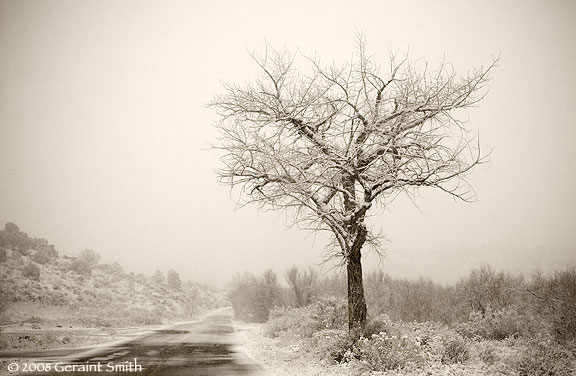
<box><xmin>0</xmin><ymin>223</ymin><xmax>228</xmax><ymax>327</ymax></box>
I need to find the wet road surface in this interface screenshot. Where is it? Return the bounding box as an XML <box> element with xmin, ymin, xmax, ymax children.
<box><xmin>2</xmin><ymin>308</ymin><xmax>262</xmax><ymax>376</ymax></box>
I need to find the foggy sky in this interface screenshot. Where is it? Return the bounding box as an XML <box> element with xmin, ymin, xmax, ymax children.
<box><xmin>1</xmin><ymin>0</ymin><xmax>575</xmax><ymax>286</ymax></box>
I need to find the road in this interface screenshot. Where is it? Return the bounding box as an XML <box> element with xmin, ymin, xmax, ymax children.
<box><xmin>2</xmin><ymin>308</ymin><xmax>263</xmax><ymax>376</ymax></box>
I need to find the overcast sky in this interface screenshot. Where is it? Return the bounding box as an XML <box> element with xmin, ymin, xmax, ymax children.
<box><xmin>1</xmin><ymin>0</ymin><xmax>575</xmax><ymax>286</ymax></box>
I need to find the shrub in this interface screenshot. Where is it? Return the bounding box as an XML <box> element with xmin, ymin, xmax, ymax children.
<box><xmin>126</xmin><ymin>308</ymin><xmax>163</xmax><ymax>326</ymax></box>
<box><xmin>475</xmin><ymin>341</ymin><xmax>498</xmax><ymax>364</ymax></box>
<box><xmin>351</xmin><ymin>332</ymin><xmax>424</xmax><ymax>371</ymax></box>
<box><xmin>515</xmin><ymin>339</ymin><xmax>575</xmax><ymax>376</ymax></box>
<box><xmin>266</xmin><ymin>305</ymin><xmax>317</xmax><ymax>338</ymax></box>
<box><xmin>310</xmin><ymin>296</ymin><xmax>347</xmax><ymax>330</ymax></box>
<box><xmin>0</xmin><ymin>282</ymin><xmax>13</xmax><ymax>318</ymax></box>
<box><xmin>456</xmin><ymin>307</ymin><xmax>538</xmax><ymax>340</ymax></box>
<box><xmin>31</xmin><ymin>250</ymin><xmax>51</xmax><ymax>265</ymax></box>
<box><xmin>441</xmin><ymin>334</ymin><xmax>469</xmax><ymax>364</ymax></box>
<box><xmin>459</xmin><ymin>265</ymin><xmax>523</xmax><ymax>315</ymax></box>
<box><xmin>364</xmin><ymin>271</ymin><xmax>463</xmax><ymax>324</ymax></box>
<box><xmin>410</xmin><ymin>321</ymin><xmax>447</xmax><ymax>350</ymax></box>
<box><xmin>75</xmin><ymin>306</ymin><xmax>163</xmax><ymax>327</ymax></box>
<box><xmin>150</xmin><ymin>270</ymin><xmax>166</xmax><ymax>286</ymax></box>
<box><xmin>528</xmin><ymin>268</ymin><xmax>576</xmax><ymax>342</ymax></box>
<box><xmin>22</xmin><ymin>262</ymin><xmax>41</xmax><ymax>281</ymax></box>
<box><xmin>70</xmin><ymin>249</ymin><xmax>100</xmax><ymax>276</ymax></box>
<box><xmin>363</xmin><ymin>314</ymin><xmax>395</xmax><ymax>338</ymax></box>
<box><xmin>167</xmin><ymin>269</ymin><xmax>182</xmax><ymax>290</ymax></box>
<box><xmin>0</xmin><ymin>222</ymin><xmax>32</xmax><ymax>253</ymax></box>
<box><xmin>24</xmin><ymin>316</ymin><xmax>43</xmax><ymax>324</ymax></box>
<box><xmin>310</xmin><ymin>329</ymin><xmax>352</xmax><ymax>362</ymax></box>
<box><xmin>266</xmin><ymin>297</ymin><xmax>346</xmax><ymax>339</ymax></box>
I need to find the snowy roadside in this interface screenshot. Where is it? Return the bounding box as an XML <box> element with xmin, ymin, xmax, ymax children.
<box><xmin>234</xmin><ymin>321</ymin><xmax>353</xmax><ymax>376</ymax></box>
<box><xmin>232</xmin><ymin>321</ymin><xmax>529</xmax><ymax>376</ymax></box>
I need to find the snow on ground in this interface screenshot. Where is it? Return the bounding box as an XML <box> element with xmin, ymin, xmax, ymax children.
<box><xmin>233</xmin><ymin>322</ymin><xmax>524</xmax><ymax>376</ymax></box>
<box><xmin>235</xmin><ymin>321</ymin><xmax>356</xmax><ymax>376</ymax></box>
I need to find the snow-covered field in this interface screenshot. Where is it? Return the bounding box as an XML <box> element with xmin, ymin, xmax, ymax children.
<box><xmin>235</xmin><ymin>321</ymin><xmax>575</xmax><ymax>376</ymax></box>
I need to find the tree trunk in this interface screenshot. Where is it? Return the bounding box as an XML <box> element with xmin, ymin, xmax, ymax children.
<box><xmin>347</xmin><ymin>225</ymin><xmax>367</xmax><ymax>335</ymax></box>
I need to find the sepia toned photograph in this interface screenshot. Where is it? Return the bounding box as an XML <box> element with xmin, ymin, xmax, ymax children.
<box><xmin>1</xmin><ymin>1</ymin><xmax>575</xmax><ymax>375</ymax></box>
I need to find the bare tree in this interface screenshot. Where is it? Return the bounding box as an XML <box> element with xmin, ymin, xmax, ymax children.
<box><xmin>286</xmin><ymin>265</ymin><xmax>318</xmax><ymax>307</ymax></box>
<box><xmin>229</xmin><ymin>270</ymin><xmax>282</xmax><ymax>322</ymax></box>
<box><xmin>211</xmin><ymin>38</ymin><xmax>497</xmax><ymax>333</ymax></box>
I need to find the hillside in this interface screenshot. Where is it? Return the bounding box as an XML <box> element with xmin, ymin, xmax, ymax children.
<box><xmin>0</xmin><ymin>223</ymin><xmax>228</xmax><ymax>350</ymax></box>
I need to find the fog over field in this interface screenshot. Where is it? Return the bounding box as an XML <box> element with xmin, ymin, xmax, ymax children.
<box><xmin>1</xmin><ymin>0</ymin><xmax>575</xmax><ymax>286</ymax></box>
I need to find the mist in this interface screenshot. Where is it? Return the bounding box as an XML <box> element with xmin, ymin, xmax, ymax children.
<box><xmin>1</xmin><ymin>0</ymin><xmax>575</xmax><ymax>287</ymax></box>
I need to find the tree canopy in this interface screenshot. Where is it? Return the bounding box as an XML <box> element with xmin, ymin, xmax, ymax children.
<box><xmin>211</xmin><ymin>39</ymin><xmax>497</xmax><ymax>331</ymax></box>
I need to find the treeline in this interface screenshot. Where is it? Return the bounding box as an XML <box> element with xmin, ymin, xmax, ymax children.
<box><xmin>229</xmin><ymin>266</ymin><xmax>318</xmax><ymax>322</ymax></box>
<box><xmin>230</xmin><ymin>264</ymin><xmax>576</xmax><ymax>342</ymax></box>
<box><xmin>0</xmin><ymin>223</ymin><xmax>58</xmax><ymax>264</ymax></box>
<box><xmin>0</xmin><ymin>222</ymin><xmax>185</xmax><ymax>288</ymax></box>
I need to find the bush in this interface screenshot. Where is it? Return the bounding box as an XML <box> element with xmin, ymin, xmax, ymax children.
<box><xmin>266</xmin><ymin>297</ymin><xmax>346</xmax><ymax>339</ymax></box>
<box><xmin>70</xmin><ymin>249</ymin><xmax>100</xmax><ymax>276</ymax></box>
<box><xmin>529</xmin><ymin>268</ymin><xmax>576</xmax><ymax>342</ymax></box>
<box><xmin>441</xmin><ymin>334</ymin><xmax>469</xmax><ymax>364</ymax></box>
<box><xmin>351</xmin><ymin>332</ymin><xmax>424</xmax><ymax>371</ymax></box>
<box><xmin>31</xmin><ymin>250</ymin><xmax>51</xmax><ymax>265</ymax></box>
<box><xmin>515</xmin><ymin>339</ymin><xmax>575</xmax><ymax>376</ymax></box>
<box><xmin>22</xmin><ymin>262</ymin><xmax>41</xmax><ymax>281</ymax></box>
<box><xmin>167</xmin><ymin>269</ymin><xmax>182</xmax><ymax>290</ymax></box>
<box><xmin>75</xmin><ymin>306</ymin><xmax>163</xmax><ymax>327</ymax></box>
<box><xmin>126</xmin><ymin>308</ymin><xmax>163</xmax><ymax>326</ymax></box>
<box><xmin>363</xmin><ymin>314</ymin><xmax>395</xmax><ymax>338</ymax></box>
<box><xmin>364</xmin><ymin>271</ymin><xmax>463</xmax><ymax>324</ymax></box>
<box><xmin>456</xmin><ymin>307</ymin><xmax>539</xmax><ymax>340</ymax></box>
<box><xmin>266</xmin><ymin>305</ymin><xmax>318</xmax><ymax>338</ymax></box>
<box><xmin>459</xmin><ymin>265</ymin><xmax>523</xmax><ymax>315</ymax></box>
<box><xmin>0</xmin><ymin>223</ymin><xmax>32</xmax><ymax>253</ymax></box>
<box><xmin>310</xmin><ymin>329</ymin><xmax>352</xmax><ymax>362</ymax></box>
<box><xmin>311</xmin><ymin>296</ymin><xmax>347</xmax><ymax>330</ymax></box>
<box><xmin>150</xmin><ymin>270</ymin><xmax>165</xmax><ymax>286</ymax></box>
<box><xmin>23</xmin><ymin>315</ymin><xmax>43</xmax><ymax>324</ymax></box>
<box><xmin>475</xmin><ymin>341</ymin><xmax>498</xmax><ymax>364</ymax></box>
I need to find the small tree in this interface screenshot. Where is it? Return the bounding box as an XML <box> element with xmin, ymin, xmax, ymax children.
<box><xmin>229</xmin><ymin>273</ymin><xmax>259</xmax><ymax>321</ymax></box>
<box><xmin>259</xmin><ymin>269</ymin><xmax>282</xmax><ymax>315</ymax></box>
<box><xmin>70</xmin><ymin>249</ymin><xmax>100</xmax><ymax>276</ymax></box>
<box><xmin>229</xmin><ymin>270</ymin><xmax>281</xmax><ymax>322</ymax></box>
<box><xmin>286</xmin><ymin>265</ymin><xmax>318</xmax><ymax>307</ymax></box>
<box><xmin>151</xmin><ymin>270</ymin><xmax>166</xmax><ymax>286</ymax></box>
<box><xmin>527</xmin><ymin>268</ymin><xmax>576</xmax><ymax>342</ymax></box>
<box><xmin>167</xmin><ymin>269</ymin><xmax>182</xmax><ymax>290</ymax></box>
<box><xmin>109</xmin><ymin>261</ymin><xmax>124</xmax><ymax>275</ymax></box>
<box><xmin>211</xmin><ymin>38</ymin><xmax>497</xmax><ymax>332</ymax></box>
<box><xmin>0</xmin><ymin>222</ymin><xmax>33</xmax><ymax>254</ymax></box>
<box><xmin>31</xmin><ymin>239</ymin><xmax>58</xmax><ymax>262</ymax></box>
<box><xmin>459</xmin><ymin>265</ymin><xmax>521</xmax><ymax>315</ymax></box>
<box><xmin>4</xmin><ymin>222</ymin><xmax>21</xmax><ymax>234</ymax></box>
